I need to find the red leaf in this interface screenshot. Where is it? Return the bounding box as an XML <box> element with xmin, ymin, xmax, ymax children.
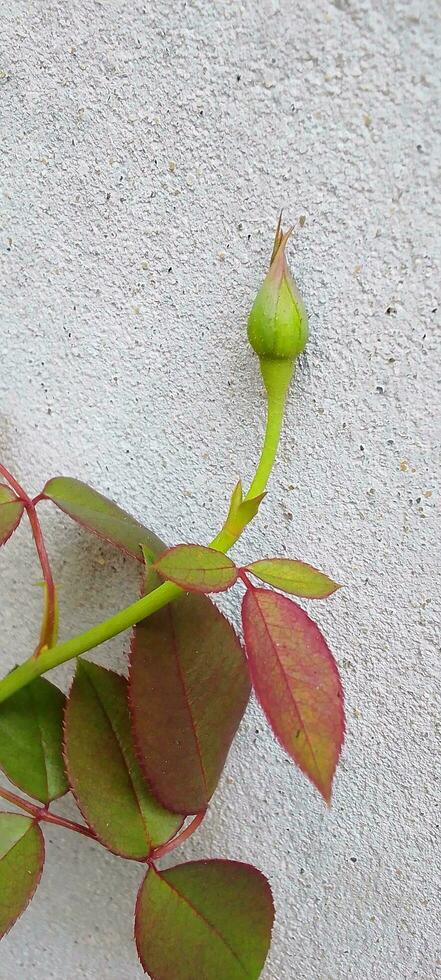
<box><xmin>154</xmin><ymin>544</ymin><xmax>238</xmax><ymax>593</ymax></box>
<box><xmin>135</xmin><ymin>860</ymin><xmax>274</xmax><ymax>980</ymax></box>
<box><xmin>0</xmin><ymin>485</ymin><xmax>24</xmax><ymax>547</ymax></box>
<box><xmin>129</xmin><ymin>595</ymin><xmax>251</xmax><ymax>815</ymax></box>
<box><xmin>242</xmin><ymin>588</ymin><xmax>344</xmax><ymax>803</ymax></box>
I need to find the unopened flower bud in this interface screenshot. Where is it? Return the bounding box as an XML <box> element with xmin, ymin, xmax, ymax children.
<box><xmin>247</xmin><ymin>216</ymin><xmax>308</xmax><ymax>361</ymax></box>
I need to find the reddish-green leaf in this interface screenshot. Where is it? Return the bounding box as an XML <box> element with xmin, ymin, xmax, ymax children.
<box><xmin>43</xmin><ymin>476</ymin><xmax>164</xmax><ymax>560</ymax></box>
<box><xmin>129</xmin><ymin>595</ymin><xmax>251</xmax><ymax>814</ymax></box>
<box><xmin>0</xmin><ymin>676</ymin><xmax>68</xmax><ymax>803</ymax></box>
<box><xmin>242</xmin><ymin>588</ymin><xmax>344</xmax><ymax>803</ymax></box>
<box><xmin>246</xmin><ymin>558</ymin><xmax>340</xmax><ymax>599</ymax></box>
<box><xmin>135</xmin><ymin>860</ymin><xmax>274</xmax><ymax>980</ymax></box>
<box><xmin>0</xmin><ymin>485</ymin><xmax>24</xmax><ymax>547</ymax></box>
<box><xmin>154</xmin><ymin>544</ymin><xmax>238</xmax><ymax>593</ymax></box>
<box><xmin>64</xmin><ymin>662</ymin><xmax>182</xmax><ymax>858</ymax></box>
<box><xmin>0</xmin><ymin>813</ymin><xmax>44</xmax><ymax>938</ymax></box>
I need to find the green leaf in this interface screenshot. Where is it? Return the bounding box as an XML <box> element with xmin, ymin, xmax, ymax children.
<box><xmin>64</xmin><ymin>661</ymin><xmax>182</xmax><ymax>858</ymax></box>
<box><xmin>246</xmin><ymin>558</ymin><xmax>340</xmax><ymax>599</ymax></box>
<box><xmin>242</xmin><ymin>588</ymin><xmax>345</xmax><ymax>803</ymax></box>
<box><xmin>154</xmin><ymin>544</ymin><xmax>238</xmax><ymax>593</ymax></box>
<box><xmin>0</xmin><ymin>813</ymin><xmax>45</xmax><ymax>938</ymax></box>
<box><xmin>43</xmin><ymin>476</ymin><xmax>164</xmax><ymax>561</ymax></box>
<box><xmin>135</xmin><ymin>860</ymin><xmax>274</xmax><ymax>980</ymax></box>
<box><xmin>0</xmin><ymin>677</ymin><xmax>68</xmax><ymax>803</ymax></box>
<box><xmin>130</xmin><ymin>594</ymin><xmax>251</xmax><ymax>814</ymax></box>
<box><xmin>0</xmin><ymin>484</ymin><xmax>24</xmax><ymax>547</ymax></box>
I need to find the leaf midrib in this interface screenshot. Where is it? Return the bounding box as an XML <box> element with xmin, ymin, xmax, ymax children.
<box><xmin>159</xmin><ymin>870</ymin><xmax>250</xmax><ymax>977</ymax></box>
<box><xmin>0</xmin><ymin>690</ymin><xmax>48</xmax><ymax>801</ymax></box>
<box><xmin>81</xmin><ymin>670</ymin><xmax>152</xmax><ymax>852</ymax></box>
<box><xmin>167</xmin><ymin>607</ymin><xmax>209</xmax><ymax>800</ymax></box>
<box><xmin>251</xmin><ymin>590</ymin><xmax>324</xmax><ymax>788</ymax></box>
<box><xmin>29</xmin><ymin>684</ymin><xmax>51</xmax><ymax>801</ymax></box>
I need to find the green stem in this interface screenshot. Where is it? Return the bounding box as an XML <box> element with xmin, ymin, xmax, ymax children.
<box><xmin>210</xmin><ymin>359</ymin><xmax>293</xmax><ymax>552</ymax></box>
<box><xmin>248</xmin><ymin>359</ymin><xmax>293</xmax><ymax>498</ymax></box>
<box><xmin>0</xmin><ymin>581</ymin><xmax>181</xmax><ymax>702</ymax></box>
<box><xmin>0</xmin><ymin>358</ymin><xmax>294</xmax><ymax>704</ymax></box>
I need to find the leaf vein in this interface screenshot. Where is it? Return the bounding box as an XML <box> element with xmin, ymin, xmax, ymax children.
<box><xmin>160</xmin><ymin>872</ymin><xmax>250</xmax><ymax>976</ymax></box>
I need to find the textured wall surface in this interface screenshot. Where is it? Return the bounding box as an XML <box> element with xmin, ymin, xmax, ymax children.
<box><xmin>1</xmin><ymin>1</ymin><xmax>440</xmax><ymax>978</ymax></box>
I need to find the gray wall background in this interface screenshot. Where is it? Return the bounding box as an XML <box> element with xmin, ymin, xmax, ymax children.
<box><xmin>1</xmin><ymin>1</ymin><xmax>440</xmax><ymax>978</ymax></box>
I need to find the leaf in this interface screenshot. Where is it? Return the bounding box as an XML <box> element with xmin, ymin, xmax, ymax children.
<box><xmin>64</xmin><ymin>661</ymin><xmax>182</xmax><ymax>859</ymax></box>
<box><xmin>43</xmin><ymin>476</ymin><xmax>164</xmax><ymax>561</ymax></box>
<box><xmin>129</xmin><ymin>595</ymin><xmax>251</xmax><ymax>814</ymax></box>
<box><xmin>0</xmin><ymin>484</ymin><xmax>24</xmax><ymax>547</ymax></box>
<box><xmin>0</xmin><ymin>676</ymin><xmax>68</xmax><ymax>803</ymax></box>
<box><xmin>242</xmin><ymin>588</ymin><xmax>344</xmax><ymax>803</ymax></box>
<box><xmin>154</xmin><ymin>544</ymin><xmax>238</xmax><ymax>593</ymax></box>
<box><xmin>0</xmin><ymin>813</ymin><xmax>45</xmax><ymax>938</ymax></box>
<box><xmin>246</xmin><ymin>558</ymin><xmax>340</xmax><ymax>599</ymax></box>
<box><xmin>135</xmin><ymin>860</ymin><xmax>274</xmax><ymax>980</ymax></box>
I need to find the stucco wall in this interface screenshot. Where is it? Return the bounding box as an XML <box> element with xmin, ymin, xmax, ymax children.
<box><xmin>1</xmin><ymin>1</ymin><xmax>440</xmax><ymax>978</ymax></box>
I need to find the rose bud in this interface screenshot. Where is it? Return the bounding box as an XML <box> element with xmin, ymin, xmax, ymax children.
<box><xmin>247</xmin><ymin>215</ymin><xmax>308</xmax><ymax>362</ymax></box>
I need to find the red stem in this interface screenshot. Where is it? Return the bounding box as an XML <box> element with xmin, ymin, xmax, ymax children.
<box><xmin>0</xmin><ymin>461</ymin><xmax>57</xmax><ymax>657</ymax></box>
<box><xmin>0</xmin><ymin>785</ymin><xmax>39</xmax><ymax>817</ymax></box>
<box><xmin>238</xmin><ymin>568</ymin><xmax>255</xmax><ymax>589</ymax></box>
<box><xmin>0</xmin><ymin>462</ymin><xmax>31</xmax><ymax>504</ymax></box>
<box><xmin>26</xmin><ymin>504</ymin><xmax>54</xmax><ymax>591</ymax></box>
<box><xmin>38</xmin><ymin>808</ymin><xmax>97</xmax><ymax>840</ymax></box>
<box><xmin>0</xmin><ymin>784</ymin><xmax>204</xmax><ymax>853</ymax></box>
<box><xmin>151</xmin><ymin>811</ymin><xmax>206</xmax><ymax>861</ymax></box>
<box><xmin>0</xmin><ymin>785</ymin><xmax>97</xmax><ymax>840</ymax></box>
<box><xmin>25</xmin><ymin>502</ymin><xmax>57</xmax><ymax>656</ymax></box>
